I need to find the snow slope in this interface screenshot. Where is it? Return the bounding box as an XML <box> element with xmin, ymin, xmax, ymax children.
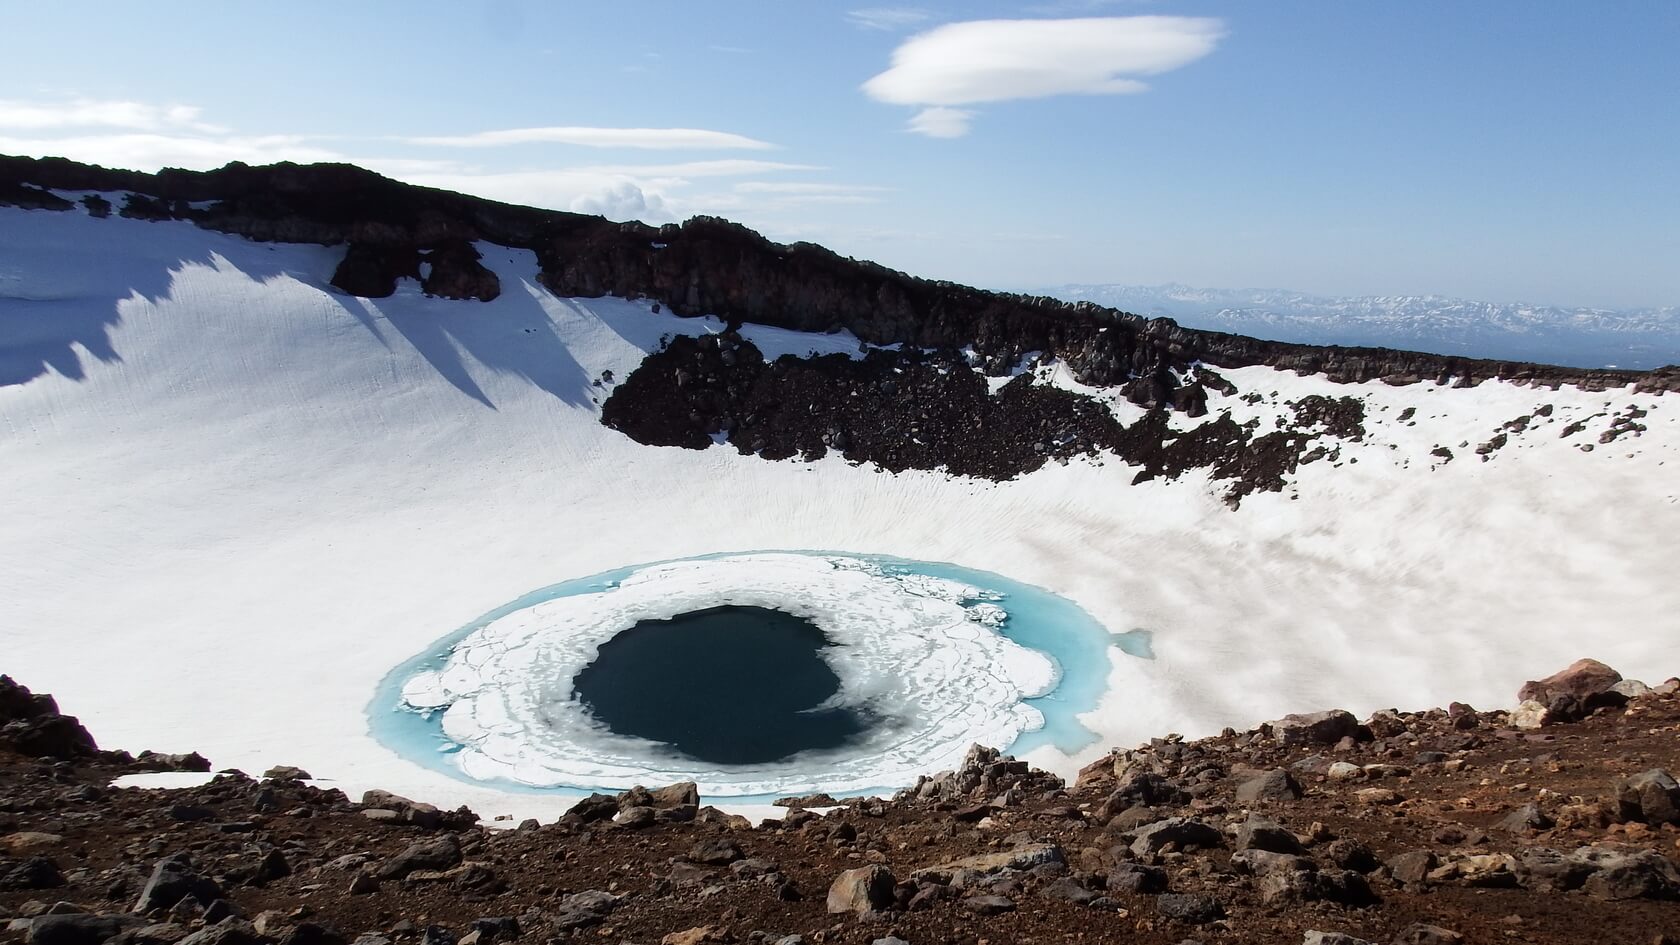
<box><xmin>3</xmin><ymin>202</ymin><xmax>1679</xmax><ymax>821</ymax></box>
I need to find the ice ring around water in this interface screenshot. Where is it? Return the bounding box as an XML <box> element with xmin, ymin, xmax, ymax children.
<box><xmin>373</xmin><ymin>551</ymin><xmax>1122</xmax><ymax>798</ymax></box>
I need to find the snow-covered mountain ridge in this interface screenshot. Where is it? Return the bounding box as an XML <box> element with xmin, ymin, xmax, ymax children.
<box><xmin>1046</xmin><ymin>283</ymin><xmax>1680</xmax><ymax>370</ymax></box>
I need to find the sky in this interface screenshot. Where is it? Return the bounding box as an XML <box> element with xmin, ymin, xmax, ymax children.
<box><xmin>1</xmin><ymin>1</ymin><xmax>1676</xmax><ymax>309</ymax></box>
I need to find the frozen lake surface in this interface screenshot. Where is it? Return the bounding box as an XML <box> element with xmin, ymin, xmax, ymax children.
<box><xmin>375</xmin><ymin>551</ymin><xmax>1121</xmax><ymax>800</ymax></box>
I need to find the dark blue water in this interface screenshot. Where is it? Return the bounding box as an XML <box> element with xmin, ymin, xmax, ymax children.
<box><xmin>570</xmin><ymin>605</ymin><xmax>868</xmax><ymax>764</ymax></box>
<box><xmin>372</xmin><ymin>551</ymin><xmax>1136</xmax><ymax>800</ymax></box>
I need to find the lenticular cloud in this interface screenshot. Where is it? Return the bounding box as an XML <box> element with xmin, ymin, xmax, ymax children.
<box><xmin>396</xmin><ymin>553</ymin><xmax>1058</xmax><ymax>797</ymax></box>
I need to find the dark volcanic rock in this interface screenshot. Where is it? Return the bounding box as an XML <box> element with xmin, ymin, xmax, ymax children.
<box><xmin>1615</xmin><ymin>768</ymin><xmax>1680</xmax><ymax>825</ymax></box>
<box><xmin>26</xmin><ymin>914</ymin><xmax>143</xmax><ymax>945</ymax></box>
<box><xmin>0</xmin><ymin>675</ymin><xmax>98</xmax><ymax>758</ymax></box>
<box><xmin>1155</xmin><ymin>893</ymin><xmax>1224</xmax><ymax>924</ymax></box>
<box><xmin>376</xmin><ymin>837</ymin><xmax>462</xmax><ymax>880</ymax></box>
<box><xmin>133</xmin><ymin>858</ymin><xmax>221</xmax><ymax>912</ymax></box>
<box><xmin>1271</xmin><ymin>710</ymin><xmax>1362</xmax><ymax>747</ymax></box>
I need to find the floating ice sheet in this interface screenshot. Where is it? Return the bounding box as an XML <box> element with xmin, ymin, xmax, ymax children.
<box><xmin>388</xmin><ymin>552</ymin><xmax>1072</xmax><ymax>797</ymax></box>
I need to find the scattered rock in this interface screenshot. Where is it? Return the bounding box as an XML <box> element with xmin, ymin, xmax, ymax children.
<box><xmin>1155</xmin><ymin>893</ymin><xmax>1224</xmax><ymax>924</ymax></box>
<box><xmin>1391</xmin><ymin>925</ymin><xmax>1463</xmax><ymax>945</ymax></box>
<box><xmin>1615</xmin><ymin>768</ymin><xmax>1680</xmax><ymax>825</ymax></box>
<box><xmin>1106</xmin><ymin>862</ymin><xmax>1169</xmax><ymax>894</ymax></box>
<box><xmin>133</xmin><ymin>859</ymin><xmax>220</xmax><ymax>913</ymax></box>
<box><xmin>960</xmin><ymin>894</ymin><xmax>1016</xmax><ymax>915</ymax></box>
<box><xmin>826</xmin><ymin>865</ymin><xmax>895</xmax><ymax>915</ymax></box>
<box><xmin>375</xmin><ymin>837</ymin><xmax>461</xmax><ymax>880</ymax></box>
<box><xmin>1303</xmin><ymin>933</ymin><xmax>1374</xmax><ymax>945</ymax></box>
<box><xmin>1130</xmin><ymin>818</ymin><xmax>1223</xmax><ymax>857</ymax></box>
<box><xmin>1235</xmin><ymin>817</ymin><xmax>1305</xmax><ymax>854</ymax></box>
<box><xmin>1272</xmin><ymin>710</ymin><xmax>1362</xmax><ymax>746</ymax></box>
<box><xmin>550</xmin><ymin>891</ymin><xmax>618</xmax><ymax>931</ymax></box>
<box><xmin>686</xmin><ymin>838</ymin><xmax>744</xmax><ymax>865</ymax></box>
<box><xmin>1510</xmin><ymin>700</ymin><xmax>1551</xmax><ymax>730</ymax></box>
<box><xmin>1235</xmin><ymin>768</ymin><xmax>1303</xmax><ymax>803</ymax></box>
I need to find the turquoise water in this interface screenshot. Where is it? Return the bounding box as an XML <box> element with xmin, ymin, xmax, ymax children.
<box><xmin>368</xmin><ymin>551</ymin><xmax>1130</xmax><ymax>800</ymax></box>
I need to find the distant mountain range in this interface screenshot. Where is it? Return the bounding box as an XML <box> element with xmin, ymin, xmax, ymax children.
<box><xmin>1043</xmin><ymin>284</ymin><xmax>1680</xmax><ymax>370</ymax></box>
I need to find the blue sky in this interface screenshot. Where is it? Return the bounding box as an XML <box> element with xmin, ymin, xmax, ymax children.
<box><xmin>2</xmin><ymin>1</ymin><xmax>1676</xmax><ymax>308</ymax></box>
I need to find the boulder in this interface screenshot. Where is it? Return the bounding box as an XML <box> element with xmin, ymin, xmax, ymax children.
<box><xmin>648</xmin><ymin>782</ymin><xmax>700</xmax><ymax>809</ymax></box>
<box><xmin>912</xmin><ymin>843</ymin><xmax>1064</xmax><ymax>882</ymax></box>
<box><xmin>1</xmin><ymin>856</ymin><xmax>64</xmax><ymax>891</ymax></box>
<box><xmin>376</xmin><ymin>836</ymin><xmax>461</xmax><ymax>880</ymax></box>
<box><xmin>1509</xmin><ymin>700</ymin><xmax>1550</xmax><ymax>730</ymax></box>
<box><xmin>1609</xmin><ymin>679</ymin><xmax>1652</xmax><ymax>699</ymax></box>
<box><xmin>1154</xmin><ymin>893</ymin><xmax>1224</xmax><ymax>924</ymax></box>
<box><xmin>566</xmin><ymin>794</ymin><xmax>619</xmax><ymax>822</ymax></box>
<box><xmin>1518</xmin><ymin>658</ymin><xmax>1622</xmax><ymax>705</ymax></box>
<box><xmin>1386</xmin><ymin>850</ymin><xmax>1436</xmax><ymax>886</ymax></box>
<box><xmin>1105</xmin><ymin>862</ymin><xmax>1168</xmax><ymax>894</ymax></box>
<box><xmin>1038</xmin><ymin>877</ymin><xmax>1098</xmax><ymax>905</ymax></box>
<box><xmin>1</xmin><ymin>833</ymin><xmax>65</xmax><ymax>854</ymax></box>
<box><xmin>1271</xmin><ymin>710</ymin><xmax>1361</xmax><ymax>746</ymax></box>
<box><xmin>1575</xmin><ymin>848</ymin><xmax>1680</xmax><ymax>901</ymax></box>
<box><xmin>130</xmin><ymin>752</ymin><xmax>211</xmax><ymax>773</ymax></box>
<box><xmin>612</xmin><ymin>806</ymin><xmax>656</xmax><ymax>829</ymax></box>
<box><xmin>1231</xmin><ymin>849</ymin><xmax>1317</xmax><ymax>876</ymax></box>
<box><xmin>358</xmin><ymin>790</ymin><xmax>471</xmax><ymax>829</ymax></box>
<box><xmin>1235</xmin><ymin>817</ymin><xmax>1305</xmax><ymax>854</ymax></box>
<box><xmin>133</xmin><ymin>859</ymin><xmax>220</xmax><ymax>913</ymax></box>
<box><xmin>1496</xmin><ymin>803</ymin><xmax>1554</xmax><ymax>833</ymax></box>
<box><xmin>550</xmin><ymin>891</ymin><xmax>618</xmax><ymax>931</ymax></box>
<box><xmin>1513</xmin><ymin>849</ymin><xmax>1595</xmax><ymax>892</ymax></box>
<box><xmin>685</xmin><ymin>839</ymin><xmax>743</xmax><ymax>865</ymax></box>
<box><xmin>1235</xmin><ymin>768</ymin><xmax>1303</xmax><ymax>803</ymax></box>
<box><xmin>27</xmin><ymin>915</ymin><xmax>144</xmax><ymax>945</ymax></box>
<box><xmin>1097</xmin><ymin>773</ymin><xmax>1188</xmax><ymax>818</ymax></box>
<box><xmin>825</xmin><ymin>865</ymin><xmax>895</xmax><ymax>914</ymax></box>
<box><xmin>1615</xmin><ymin>768</ymin><xmax>1680</xmax><ymax>825</ymax></box>
<box><xmin>960</xmin><ymin>894</ymin><xmax>1016</xmax><ymax>915</ymax></box>
<box><xmin>1130</xmin><ymin>818</ymin><xmax>1223</xmax><ymax>857</ymax></box>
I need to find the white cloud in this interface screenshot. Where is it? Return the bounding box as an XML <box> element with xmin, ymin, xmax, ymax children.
<box><xmin>847</xmin><ymin>7</ymin><xmax>931</xmax><ymax>31</ymax></box>
<box><xmin>734</xmin><ymin>182</ymin><xmax>891</xmax><ymax>195</ymax></box>
<box><xmin>0</xmin><ymin>98</ymin><xmax>223</xmax><ymax>133</ymax></box>
<box><xmin>0</xmin><ymin>133</ymin><xmax>342</xmax><ymax>171</ymax></box>
<box><xmin>863</xmin><ymin>16</ymin><xmax>1224</xmax><ymax>136</ymax></box>
<box><xmin>906</xmin><ymin>106</ymin><xmax>975</xmax><ymax>138</ymax></box>
<box><xmin>567</xmin><ymin>159</ymin><xmax>822</xmax><ymax>178</ymax></box>
<box><xmin>392</xmin><ymin>161</ymin><xmax>820</xmax><ymax>217</ymax></box>
<box><xmin>405</xmin><ymin>126</ymin><xmax>775</xmax><ymax>150</ymax></box>
<box><xmin>0</xmin><ymin>97</ymin><xmax>855</xmax><ymax>229</ymax></box>
<box><xmin>567</xmin><ymin>180</ymin><xmax>673</xmax><ymax>223</ymax></box>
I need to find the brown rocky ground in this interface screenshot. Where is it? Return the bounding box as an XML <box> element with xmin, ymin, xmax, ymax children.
<box><xmin>3</xmin><ymin>661</ymin><xmax>1678</xmax><ymax>945</ymax></box>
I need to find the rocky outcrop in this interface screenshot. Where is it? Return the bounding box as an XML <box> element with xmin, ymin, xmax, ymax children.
<box><xmin>3</xmin><ymin>155</ymin><xmax>1674</xmax><ymax>399</ymax></box>
<box><xmin>599</xmin><ymin>331</ymin><xmax>1374</xmax><ymax>499</ymax></box>
<box><xmin>0</xmin><ymin>675</ymin><xmax>97</xmax><ymax>759</ymax></box>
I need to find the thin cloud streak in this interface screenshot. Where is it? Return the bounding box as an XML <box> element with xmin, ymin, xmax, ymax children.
<box><xmin>406</xmin><ymin>127</ymin><xmax>776</xmax><ymax>150</ymax></box>
<box><xmin>0</xmin><ymin>98</ymin><xmax>223</xmax><ymax>133</ymax></box>
<box><xmin>846</xmin><ymin>7</ymin><xmax>932</xmax><ymax>31</ymax></box>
